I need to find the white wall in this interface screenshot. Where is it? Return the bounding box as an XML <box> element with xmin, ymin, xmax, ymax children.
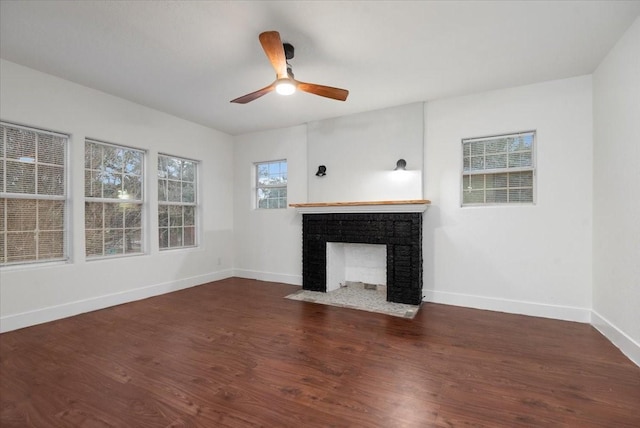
<box><xmin>232</xmin><ymin>125</ymin><xmax>307</xmax><ymax>285</ymax></box>
<box><xmin>423</xmin><ymin>76</ymin><xmax>594</xmax><ymax>322</ymax></box>
<box><xmin>0</xmin><ymin>60</ymin><xmax>234</xmax><ymax>332</ymax></box>
<box><xmin>232</xmin><ymin>104</ymin><xmax>425</xmax><ymax>285</ymax></box>
<box><xmin>592</xmin><ymin>18</ymin><xmax>640</xmax><ymax>365</ymax></box>
<box><xmin>307</xmin><ymin>103</ymin><xmax>424</xmax><ymax>202</ymax></box>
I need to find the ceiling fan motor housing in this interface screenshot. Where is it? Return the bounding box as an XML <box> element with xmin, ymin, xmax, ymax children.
<box><xmin>283</xmin><ymin>43</ymin><xmax>295</xmax><ymax>78</ymax></box>
<box><xmin>283</xmin><ymin>43</ymin><xmax>295</xmax><ymax>60</ymax></box>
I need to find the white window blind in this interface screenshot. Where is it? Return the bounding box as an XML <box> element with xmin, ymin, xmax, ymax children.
<box><xmin>158</xmin><ymin>154</ymin><xmax>198</xmax><ymax>250</ymax></box>
<box><xmin>256</xmin><ymin>160</ymin><xmax>287</xmax><ymax>209</ymax></box>
<box><xmin>1</xmin><ymin>122</ymin><xmax>68</xmax><ymax>265</ymax></box>
<box><xmin>84</xmin><ymin>139</ymin><xmax>144</xmax><ymax>258</ymax></box>
<box><xmin>462</xmin><ymin>131</ymin><xmax>535</xmax><ymax>205</ymax></box>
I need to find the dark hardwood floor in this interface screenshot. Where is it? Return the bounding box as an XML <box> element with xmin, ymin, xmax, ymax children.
<box><xmin>1</xmin><ymin>277</ymin><xmax>639</xmax><ymax>427</ymax></box>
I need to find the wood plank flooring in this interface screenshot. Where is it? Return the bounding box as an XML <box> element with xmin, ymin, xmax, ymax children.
<box><xmin>1</xmin><ymin>277</ymin><xmax>639</xmax><ymax>427</ymax></box>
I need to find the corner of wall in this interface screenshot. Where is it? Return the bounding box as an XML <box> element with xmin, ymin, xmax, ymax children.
<box><xmin>591</xmin><ymin>310</ymin><xmax>640</xmax><ymax>367</ymax></box>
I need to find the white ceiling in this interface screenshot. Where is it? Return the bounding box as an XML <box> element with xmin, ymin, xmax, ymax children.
<box><xmin>1</xmin><ymin>1</ymin><xmax>639</xmax><ymax>136</ymax></box>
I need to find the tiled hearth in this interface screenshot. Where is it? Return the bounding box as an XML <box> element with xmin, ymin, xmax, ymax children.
<box><xmin>285</xmin><ymin>282</ymin><xmax>421</xmax><ymax>319</ymax></box>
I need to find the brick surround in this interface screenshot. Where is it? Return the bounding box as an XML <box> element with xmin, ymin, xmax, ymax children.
<box><xmin>301</xmin><ymin>212</ymin><xmax>423</xmax><ymax>305</ymax></box>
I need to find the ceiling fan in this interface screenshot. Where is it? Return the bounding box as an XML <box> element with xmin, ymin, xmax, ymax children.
<box><xmin>230</xmin><ymin>31</ymin><xmax>349</xmax><ymax>104</ymax></box>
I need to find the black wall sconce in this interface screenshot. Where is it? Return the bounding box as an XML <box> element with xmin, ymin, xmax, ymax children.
<box><xmin>316</xmin><ymin>165</ymin><xmax>327</xmax><ymax>176</ymax></box>
<box><xmin>394</xmin><ymin>159</ymin><xmax>407</xmax><ymax>170</ymax></box>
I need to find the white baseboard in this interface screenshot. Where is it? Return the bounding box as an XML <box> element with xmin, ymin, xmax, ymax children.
<box><xmin>233</xmin><ymin>269</ymin><xmax>302</xmax><ymax>286</ymax></box>
<box><xmin>591</xmin><ymin>310</ymin><xmax>640</xmax><ymax>367</ymax></box>
<box><xmin>423</xmin><ymin>289</ymin><xmax>591</xmax><ymax>323</ymax></box>
<box><xmin>0</xmin><ymin>269</ymin><xmax>234</xmax><ymax>333</ymax></box>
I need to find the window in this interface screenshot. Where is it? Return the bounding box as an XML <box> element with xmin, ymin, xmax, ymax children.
<box><xmin>1</xmin><ymin>122</ymin><xmax>68</xmax><ymax>266</ymax></box>
<box><xmin>158</xmin><ymin>154</ymin><xmax>198</xmax><ymax>249</ymax></box>
<box><xmin>84</xmin><ymin>139</ymin><xmax>144</xmax><ymax>258</ymax></box>
<box><xmin>256</xmin><ymin>160</ymin><xmax>287</xmax><ymax>209</ymax></box>
<box><xmin>462</xmin><ymin>131</ymin><xmax>535</xmax><ymax>205</ymax></box>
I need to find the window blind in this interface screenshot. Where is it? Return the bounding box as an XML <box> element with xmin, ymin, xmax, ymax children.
<box><xmin>462</xmin><ymin>131</ymin><xmax>535</xmax><ymax>205</ymax></box>
<box><xmin>1</xmin><ymin>122</ymin><xmax>68</xmax><ymax>265</ymax></box>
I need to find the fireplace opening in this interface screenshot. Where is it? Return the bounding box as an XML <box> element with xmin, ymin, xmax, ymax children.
<box><xmin>326</xmin><ymin>243</ymin><xmax>387</xmax><ymax>292</ymax></box>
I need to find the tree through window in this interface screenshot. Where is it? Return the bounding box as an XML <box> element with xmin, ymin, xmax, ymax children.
<box><xmin>84</xmin><ymin>139</ymin><xmax>144</xmax><ymax>258</ymax></box>
<box><xmin>158</xmin><ymin>154</ymin><xmax>198</xmax><ymax>250</ymax></box>
<box><xmin>256</xmin><ymin>160</ymin><xmax>287</xmax><ymax>209</ymax></box>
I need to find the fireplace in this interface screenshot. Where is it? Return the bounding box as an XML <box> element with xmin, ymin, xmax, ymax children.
<box><xmin>291</xmin><ymin>200</ymin><xmax>430</xmax><ymax>305</ymax></box>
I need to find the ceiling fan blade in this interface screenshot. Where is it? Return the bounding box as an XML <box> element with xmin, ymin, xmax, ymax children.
<box><xmin>230</xmin><ymin>82</ymin><xmax>276</xmax><ymax>104</ymax></box>
<box><xmin>296</xmin><ymin>81</ymin><xmax>349</xmax><ymax>101</ymax></box>
<box><xmin>259</xmin><ymin>31</ymin><xmax>288</xmax><ymax>79</ymax></box>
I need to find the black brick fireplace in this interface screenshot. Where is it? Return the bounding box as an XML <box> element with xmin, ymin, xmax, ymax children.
<box><xmin>301</xmin><ymin>212</ymin><xmax>424</xmax><ymax>305</ymax></box>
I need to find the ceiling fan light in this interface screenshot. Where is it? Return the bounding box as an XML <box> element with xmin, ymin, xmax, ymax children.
<box><xmin>275</xmin><ymin>79</ymin><xmax>296</xmax><ymax>95</ymax></box>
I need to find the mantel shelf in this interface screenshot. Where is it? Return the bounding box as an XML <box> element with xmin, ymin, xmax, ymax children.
<box><xmin>289</xmin><ymin>199</ymin><xmax>431</xmax><ymax>214</ymax></box>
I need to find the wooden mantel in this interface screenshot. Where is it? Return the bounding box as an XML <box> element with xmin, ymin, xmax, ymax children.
<box><xmin>289</xmin><ymin>199</ymin><xmax>431</xmax><ymax>214</ymax></box>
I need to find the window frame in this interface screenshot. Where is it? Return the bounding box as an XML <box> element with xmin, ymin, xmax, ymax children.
<box><xmin>0</xmin><ymin>122</ymin><xmax>70</xmax><ymax>267</ymax></box>
<box><xmin>84</xmin><ymin>138</ymin><xmax>145</xmax><ymax>259</ymax></box>
<box><xmin>157</xmin><ymin>153</ymin><xmax>199</xmax><ymax>251</ymax></box>
<box><xmin>461</xmin><ymin>131</ymin><xmax>536</xmax><ymax>207</ymax></box>
<box><xmin>255</xmin><ymin>159</ymin><xmax>288</xmax><ymax>210</ymax></box>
